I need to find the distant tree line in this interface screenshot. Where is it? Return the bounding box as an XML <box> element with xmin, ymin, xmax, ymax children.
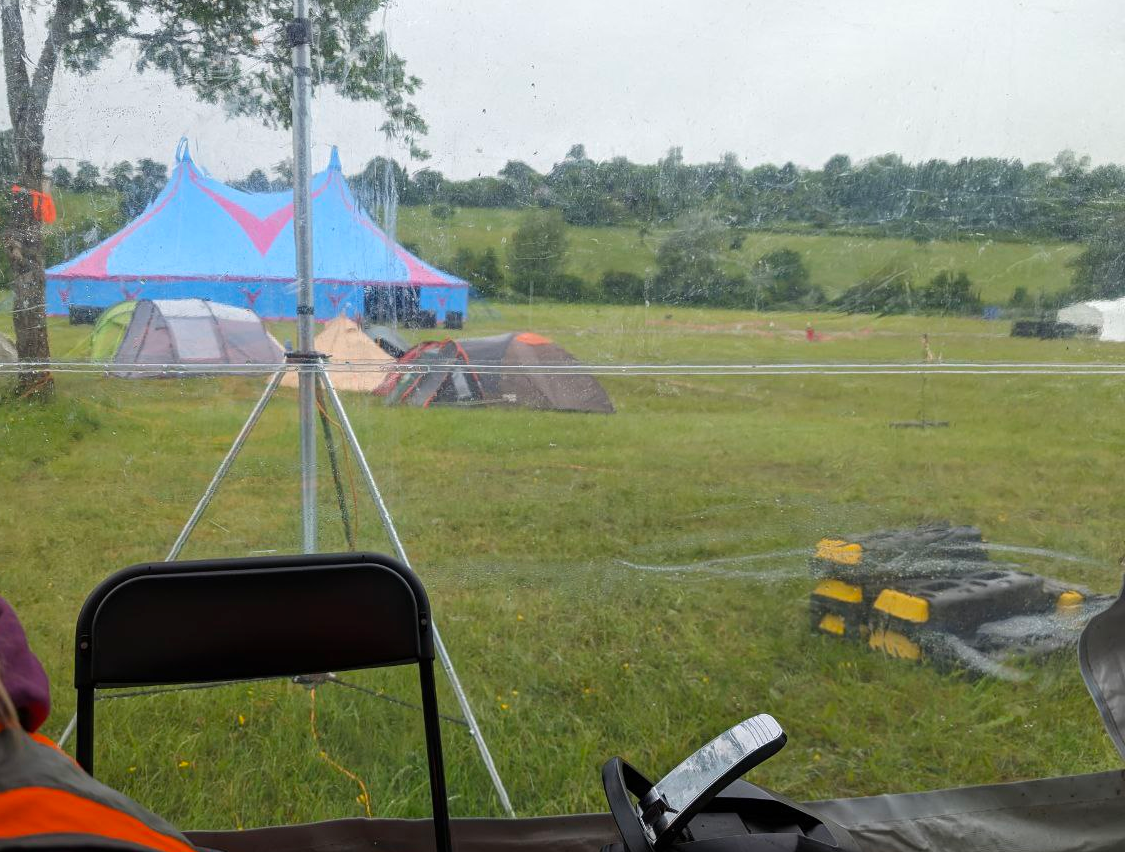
<box><xmin>346</xmin><ymin>145</ymin><xmax>1125</xmax><ymax>243</ymax></box>
<box><xmin>18</xmin><ymin>133</ymin><xmax>1125</xmax><ymax>313</ymax></box>
<box><xmin>31</xmin><ymin>139</ymin><xmax>1125</xmax><ymax>251</ymax></box>
<box><xmin>344</xmin><ymin>144</ymin><xmax>1125</xmax><ymax>313</ymax></box>
<box><xmin>52</xmin><ymin>152</ymin><xmax>298</xmax><ymax>219</ymax></box>
<box><xmin>48</xmin><ymin>156</ymin><xmax>167</xmax><ymax>219</ymax></box>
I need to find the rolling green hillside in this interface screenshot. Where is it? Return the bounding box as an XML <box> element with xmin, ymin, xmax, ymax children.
<box><xmin>1</xmin><ymin>197</ymin><xmax>1079</xmax><ymax>306</ymax></box>
<box><xmin>396</xmin><ymin>206</ymin><xmax>1080</xmax><ymax>304</ymax></box>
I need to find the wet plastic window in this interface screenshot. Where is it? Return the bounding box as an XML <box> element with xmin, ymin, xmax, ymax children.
<box><xmin>1</xmin><ymin>0</ymin><xmax>1123</xmax><ymax>835</ymax></box>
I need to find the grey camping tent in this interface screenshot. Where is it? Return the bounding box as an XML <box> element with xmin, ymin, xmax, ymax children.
<box><xmin>111</xmin><ymin>299</ymin><xmax>283</xmax><ymax>377</ymax></box>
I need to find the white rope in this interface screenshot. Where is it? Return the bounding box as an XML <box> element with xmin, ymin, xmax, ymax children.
<box><xmin>7</xmin><ymin>360</ymin><xmax>1125</xmax><ymax>377</ymax></box>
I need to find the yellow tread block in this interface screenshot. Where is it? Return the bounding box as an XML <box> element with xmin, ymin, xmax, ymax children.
<box><xmin>813</xmin><ymin>578</ymin><xmax>863</xmax><ymax>604</ymax></box>
<box><xmin>868</xmin><ymin>628</ymin><xmax>922</xmax><ymax>661</ymax></box>
<box><xmin>1057</xmin><ymin>590</ymin><xmax>1085</xmax><ymax>614</ymax></box>
<box><xmin>816</xmin><ymin>538</ymin><xmax>863</xmax><ymax>565</ymax></box>
<box><xmin>818</xmin><ymin>614</ymin><xmax>847</xmax><ymax>636</ymax></box>
<box><xmin>873</xmin><ymin>589</ymin><xmax>930</xmax><ymax>623</ymax></box>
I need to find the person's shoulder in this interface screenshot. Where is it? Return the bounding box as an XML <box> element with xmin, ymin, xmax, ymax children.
<box><xmin>29</xmin><ymin>730</ymin><xmax>62</xmax><ymax>750</ymax></box>
<box><xmin>27</xmin><ymin>730</ymin><xmax>84</xmax><ymax>763</ymax></box>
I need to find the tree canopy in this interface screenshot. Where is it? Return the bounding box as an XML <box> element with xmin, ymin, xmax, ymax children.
<box><xmin>1</xmin><ymin>0</ymin><xmax>427</xmax><ymax>395</ymax></box>
<box><xmin>364</xmin><ymin>143</ymin><xmax>1125</xmax><ymax>244</ymax></box>
<box><xmin>508</xmin><ymin>209</ymin><xmax>568</xmax><ymax>298</ymax></box>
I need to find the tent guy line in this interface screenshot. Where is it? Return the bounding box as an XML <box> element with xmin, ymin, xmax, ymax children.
<box><xmin>11</xmin><ymin>361</ymin><xmax>1125</xmax><ymax>376</ymax></box>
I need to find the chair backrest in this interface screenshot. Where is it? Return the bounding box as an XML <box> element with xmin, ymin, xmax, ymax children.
<box><xmin>74</xmin><ymin>552</ymin><xmax>451</xmax><ymax>852</ymax></box>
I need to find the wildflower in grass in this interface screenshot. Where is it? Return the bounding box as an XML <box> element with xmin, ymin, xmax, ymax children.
<box><xmin>517</xmin><ymin>613</ymin><xmax>525</xmax><ymax>622</ymax></box>
<box><xmin>701</xmin><ymin>676</ymin><xmax>710</xmax><ymax>684</ymax></box>
<box><xmin>178</xmin><ymin>760</ymin><xmax>190</xmax><ymax>769</ymax></box>
<box><xmin>510</xmin><ymin>689</ymin><xmax>518</xmax><ymax>697</ymax></box>
<box><xmin>237</xmin><ymin>714</ymin><xmax>246</xmax><ymax>726</ymax></box>
<box><xmin>622</xmin><ymin>662</ymin><xmax>630</xmax><ymax>670</ymax></box>
<box><xmin>127</xmin><ymin>766</ymin><xmax>137</xmax><ymax>773</ymax></box>
<box><xmin>500</xmin><ymin>703</ymin><xmax>510</xmax><ymax>711</ymax></box>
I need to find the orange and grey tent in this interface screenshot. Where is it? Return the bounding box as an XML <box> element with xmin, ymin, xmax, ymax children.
<box><xmin>458</xmin><ymin>332</ymin><xmax>614</xmax><ymax>413</ymax></box>
<box><xmin>281</xmin><ymin>316</ymin><xmax>393</xmax><ymax>394</ymax></box>
<box><xmin>377</xmin><ymin>332</ymin><xmax>614</xmax><ymax>413</ymax></box>
<box><xmin>375</xmin><ymin>338</ymin><xmax>483</xmax><ymax>407</ymax></box>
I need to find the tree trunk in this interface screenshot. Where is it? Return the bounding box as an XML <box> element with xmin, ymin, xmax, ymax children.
<box><xmin>1</xmin><ymin>0</ymin><xmax>77</xmax><ymax>401</ymax></box>
<box><xmin>4</xmin><ymin>130</ymin><xmax>53</xmax><ymax>400</ymax></box>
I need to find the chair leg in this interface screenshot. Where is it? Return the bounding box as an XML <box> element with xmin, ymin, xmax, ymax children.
<box><xmin>76</xmin><ymin>687</ymin><xmax>95</xmax><ymax>775</ymax></box>
<box><xmin>419</xmin><ymin>660</ymin><xmax>453</xmax><ymax>852</ymax></box>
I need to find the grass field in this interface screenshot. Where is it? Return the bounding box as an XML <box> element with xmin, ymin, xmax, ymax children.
<box><xmin>397</xmin><ymin>207</ymin><xmax>1080</xmax><ymax>303</ymax></box>
<box><xmin>49</xmin><ymin>189</ymin><xmax>121</xmax><ymax>226</ymax></box>
<box><xmin>2</xmin><ymin>304</ymin><xmax>1124</xmax><ymax>830</ymax></box>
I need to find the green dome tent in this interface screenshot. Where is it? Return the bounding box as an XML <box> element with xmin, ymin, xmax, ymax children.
<box><xmin>85</xmin><ymin>301</ymin><xmax>139</xmax><ymax>361</ymax></box>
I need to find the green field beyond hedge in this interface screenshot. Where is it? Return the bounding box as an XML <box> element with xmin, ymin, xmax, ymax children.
<box><xmin>396</xmin><ymin>207</ymin><xmax>1081</xmax><ymax>304</ymax></box>
<box><xmin>2</xmin><ymin>305</ymin><xmax>1122</xmax><ymax>830</ymax></box>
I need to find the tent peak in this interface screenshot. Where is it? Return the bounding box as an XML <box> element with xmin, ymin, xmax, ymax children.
<box><xmin>175</xmin><ymin>137</ymin><xmax>193</xmax><ymax>164</ymax></box>
<box><xmin>328</xmin><ymin>146</ymin><xmax>342</xmax><ymax>172</ymax></box>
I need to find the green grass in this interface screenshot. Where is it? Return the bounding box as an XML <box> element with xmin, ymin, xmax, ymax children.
<box><xmin>49</xmin><ymin>189</ymin><xmax>120</xmax><ymax>227</ymax></box>
<box><xmin>1</xmin><ymin>304</ymin><xmax>1123</xmax><ymax>829</ymax></box>
<box><xmin>397</xmin><ymin>207</ymin><xmax>1080</xmax><ymax>302</ymax></box>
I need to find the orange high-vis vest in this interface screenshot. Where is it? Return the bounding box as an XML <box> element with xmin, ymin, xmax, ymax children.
<box><xmin>0</xmin><ymin>728</ymin><xmax>197</xmax><ymax>852</ymax></box>
<box><xmin>9</xmin><ymin>185</ymin><xmax>57</xmax><ymax>224</ymax></box>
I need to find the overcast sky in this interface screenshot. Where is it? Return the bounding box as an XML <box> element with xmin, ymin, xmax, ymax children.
<box><xmin>15</xmin><ymin>0</ymin><xmax>1125</xmax><ymax>180</ymax></box>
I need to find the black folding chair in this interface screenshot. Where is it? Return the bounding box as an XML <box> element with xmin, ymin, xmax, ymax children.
<box><xmin>74</xmin><ymin>552</ymin><xmax>452</xmax><ymax>852</ymax></box>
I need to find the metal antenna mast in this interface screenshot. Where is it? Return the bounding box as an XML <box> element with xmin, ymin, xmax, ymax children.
<box><xmin>289</xmin><ymin>0</ymin><xmax>318</xmax><ymax>553</ymax></box>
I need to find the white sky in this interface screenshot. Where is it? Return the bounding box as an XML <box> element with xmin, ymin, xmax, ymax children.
<box><xmin>14</xmin><ymin>0</ymin><xmax>1125</xmax><ymax>180</ymax></box>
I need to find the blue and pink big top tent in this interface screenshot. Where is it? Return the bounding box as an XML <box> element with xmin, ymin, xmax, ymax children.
<box><xmin>46</xmin><ymin>141</ymin><xmax>467</xmax><ymax>323</ymax></box>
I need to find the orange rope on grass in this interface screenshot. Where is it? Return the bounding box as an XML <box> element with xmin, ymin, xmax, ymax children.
<box><xmin>308</xmin><ymin>687</ymin><xmax>373</xmax><ymax>818</ymax></box>
<box><xmin>314</xmin><ymin>391</ymin><xmax>361</xmax><ymax>543</ymax></box>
